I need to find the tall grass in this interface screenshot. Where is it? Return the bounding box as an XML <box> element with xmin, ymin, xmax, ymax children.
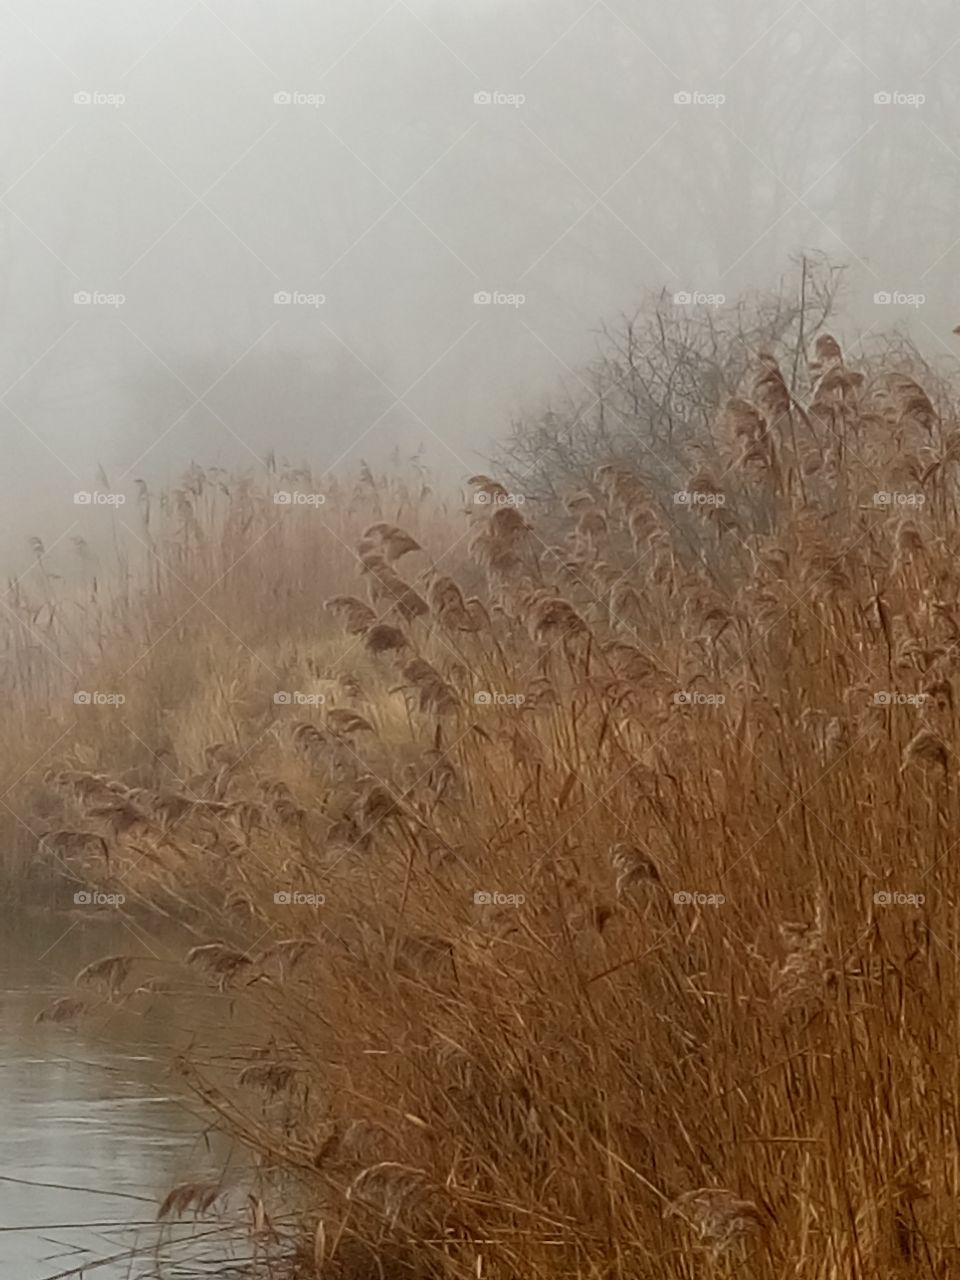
<box><xmin>20</xmin><ymin>336</ymin><xmax>960</xmax><ymax>1277</ymax></box>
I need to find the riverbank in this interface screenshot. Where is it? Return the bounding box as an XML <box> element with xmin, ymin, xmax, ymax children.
<box><xmin>0</xmin><ymin>912</ymin><xmax>276</xmax><ymax>1279</ymax></box>
<box><xmin>10</xmin><ymin>357</ymin><xmax>960</xmax><ymax>1278</ymax></box>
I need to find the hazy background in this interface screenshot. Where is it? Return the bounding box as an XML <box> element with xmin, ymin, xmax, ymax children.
<box><xmin>1</xmin><ymin>0</ymin><xmax>958</xmax><ymax>562</ymax></box>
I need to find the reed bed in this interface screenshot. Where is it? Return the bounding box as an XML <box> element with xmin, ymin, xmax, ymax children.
<box><xmin>19</xmin><ymin>336</ymin><xmax>960</xmax><ymax>1277</ymax></box>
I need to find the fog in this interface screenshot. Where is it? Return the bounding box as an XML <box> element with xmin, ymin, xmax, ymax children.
<box><xmin>1</xmin><ymin>0</ymin><xmax>957</xmax><ymax>559</ymax></box>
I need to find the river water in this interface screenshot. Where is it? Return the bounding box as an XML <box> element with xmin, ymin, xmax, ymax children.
<box><xmin>0</xmin><ymin>911</ymin><xmax>271</xmax><ymax>1279</ymax></box>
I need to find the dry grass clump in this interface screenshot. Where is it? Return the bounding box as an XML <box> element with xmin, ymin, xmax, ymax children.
<box><xmin>19</xmin><ymin>341</ymin><xmax>960</xmax><ymax>1277</ymax></box>
<box><xmin>74</xmin><ymin>953</ymin><xmax>135</xmax><ymax>997</ymax></box>
<box><xmin>664</xmin><ymin>1186</ymin><xmax>768</xmax><ymax>1258</ymax></box>
<box><xmin>157</xmin><ymin>1180</ymin><xmax>228</xmax><ymax>1220</ymax></box>
<box><xmin>34</xmin><ymin>995</ymin><xmax>88</xmax><ymax>1025</ymax></box>
<box><xmin>185</xmin><ymin>942</ymin><xmax>253</xmax><ymax>990</ymax></box>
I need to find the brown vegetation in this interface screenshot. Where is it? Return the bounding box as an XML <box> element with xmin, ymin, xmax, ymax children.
<box><xmin>15</xmin><ymin>334</ymin><xmax>960</xmax><ymax>1277</ymax></box>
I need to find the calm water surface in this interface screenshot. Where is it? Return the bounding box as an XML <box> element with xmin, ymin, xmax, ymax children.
<box><xmin>0</xmin><ymin>912</ymin><xmax>271</xmax><ymax>1279</ymax></box>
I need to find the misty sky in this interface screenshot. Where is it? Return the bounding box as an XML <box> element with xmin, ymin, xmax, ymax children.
<box><xmin>1</xmin><ymin>0</ymin><xmax>958</xmax><ymax>557</ymax></box>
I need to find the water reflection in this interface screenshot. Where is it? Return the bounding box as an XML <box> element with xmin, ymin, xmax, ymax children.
<box><xmin>0</xmin><ymin>911</ymin><xmax>260</xmax><ymax>1278</ymax></box>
